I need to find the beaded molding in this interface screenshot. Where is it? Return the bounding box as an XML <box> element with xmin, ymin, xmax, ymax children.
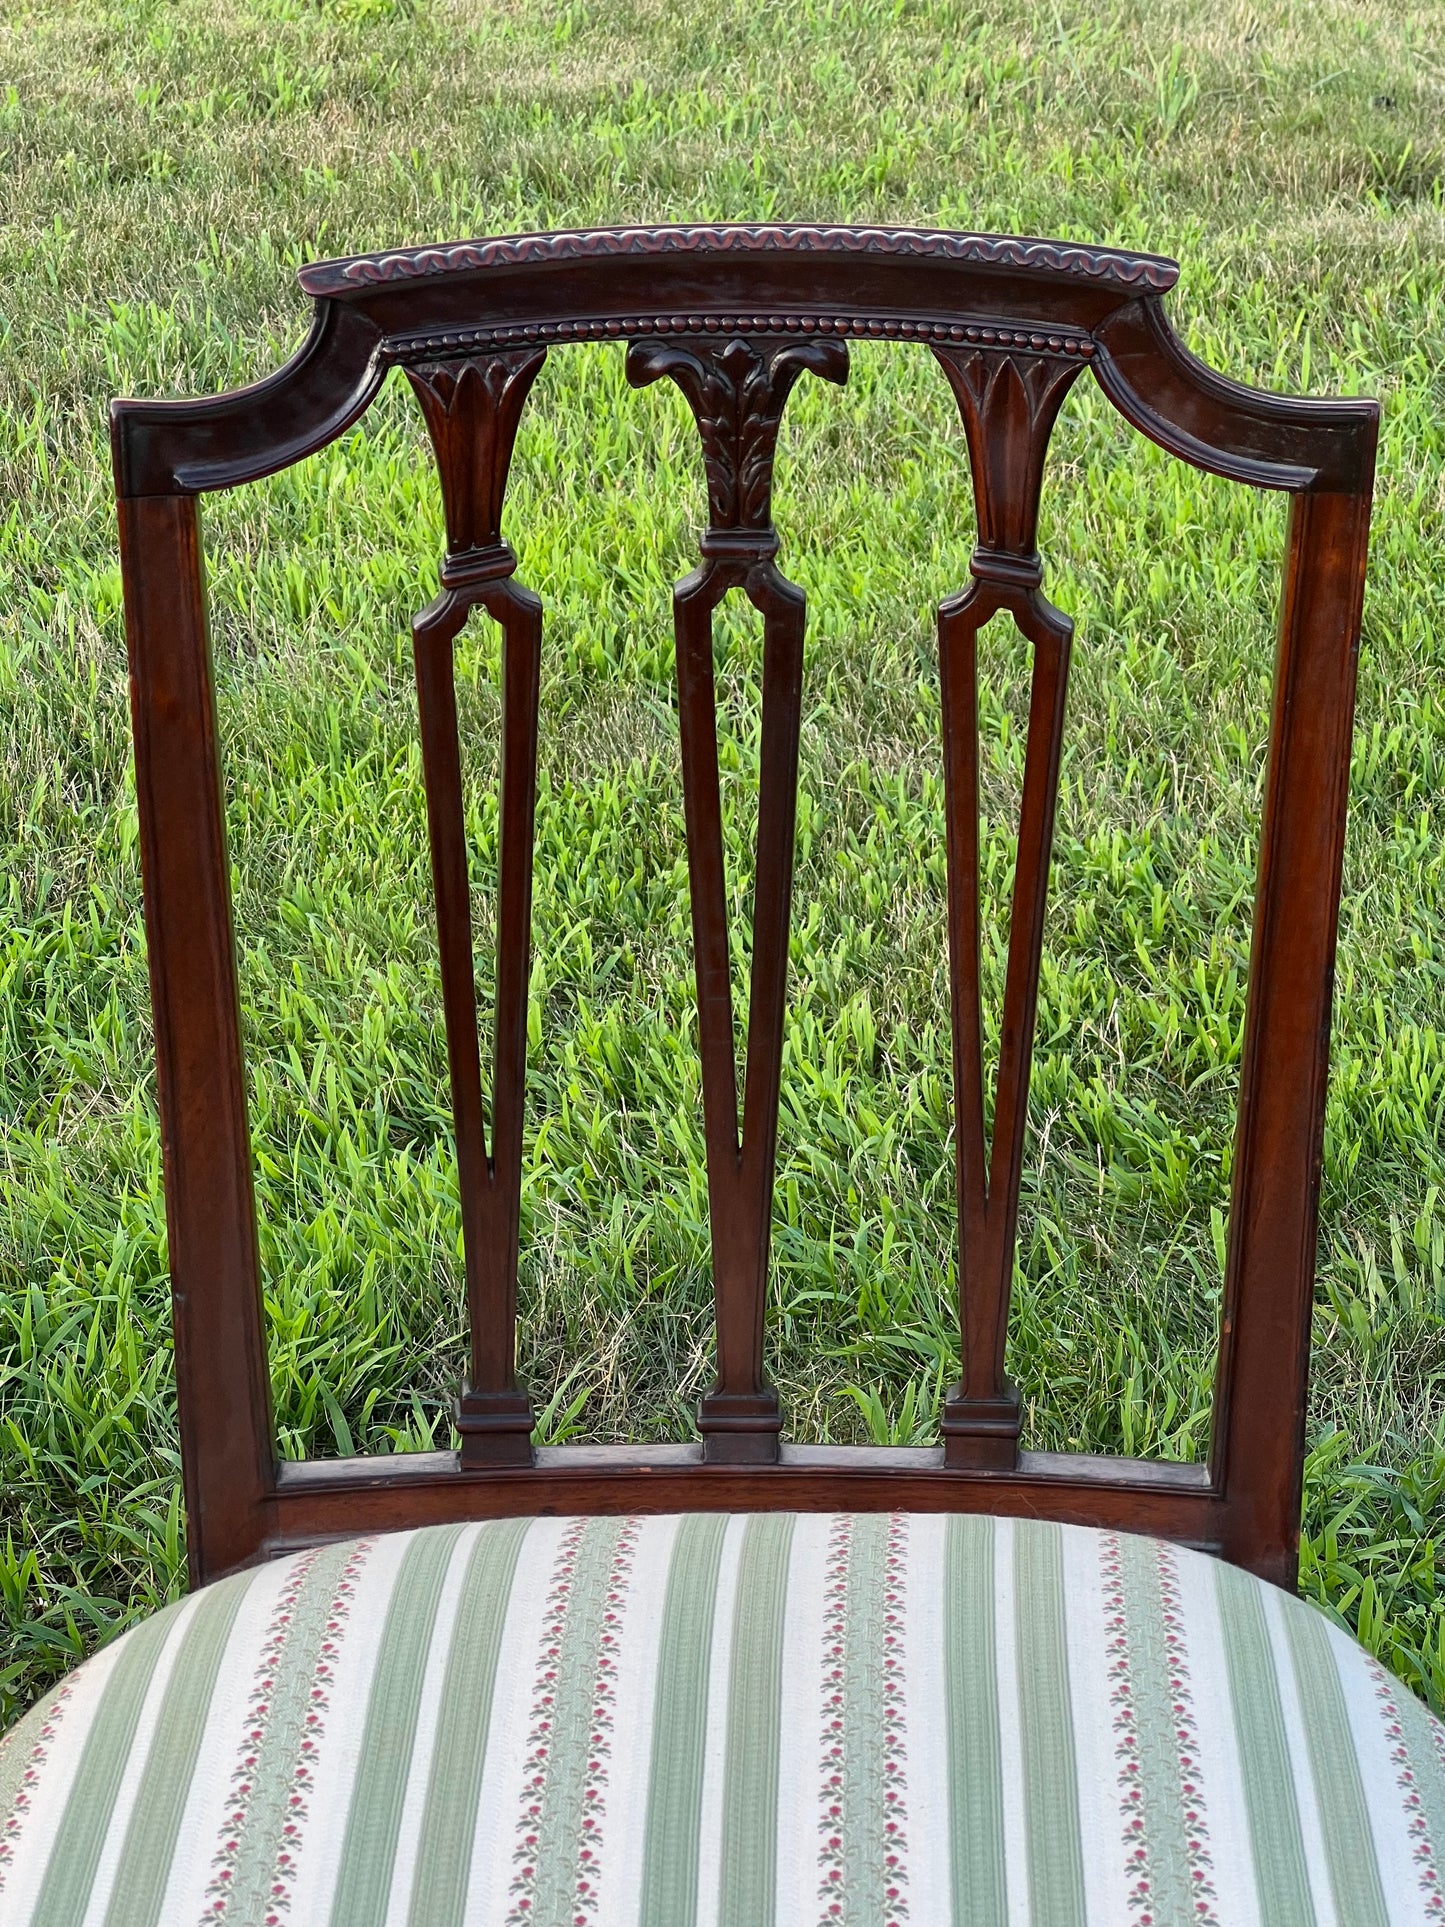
<box><xmin>299</xmin><ymin>223</ymin><xmax>1179</xmax><ymax>297</ymax></box>
<box><xmin>387</xmin><ymin>311</ymin><xmax>1098</xmax><ymax>363</ymax></box>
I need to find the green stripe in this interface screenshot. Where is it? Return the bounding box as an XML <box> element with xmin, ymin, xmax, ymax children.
<box><xmin>102</xmin><ymin>1572</ymin><xmax>249</xmax><ymax>1927</ymax></box>
<box><xmin>945</xmin><ymin>1514</ymin><xmax>1006</xmax><ymax>1927</ymax></box>
<box><xmin>838</xmin><ymin>1515</ymin><xmax>899</xmax><ymax>1923</ymax></box>
<box><xmin>639</xmin><ymin>1514</ymin><xmax>728</xmax><ymax>1927</ymax></box>
<box><xmin>29</xmin><ymin>1604</ymin><xmax>177</xmax><ymax>1927</ymax></box>
<box><xmin>1215</xmin><ymin>1561</ymin><xmax>1315</xmax><ymax>1925</ymax></box>
<box><xmin>524</xmin><ymin>1518</ymin><xmax>630</xmax><ymax>1926</ymax></box>
<box><xmin>718</xmin><ymin>1513</ymin><xmax>794</xmax><ymax>1927</ymax></box>
<box><xmin>1014</xmin><ymin>1522</ymin><xmax>1085</xmax><ymax>1927</ymax></box>
<box><xmin>1111</xmin><ymin>1536</ymin><xmax>1207</xmax><ymax>1922</ymax></box>
<box><xmin>405</xmin><ymin>1518</ymin><xmax>531</xmax><ymax>1927</ymax></box>
<box><xmin>1284</xmin><ymin>1602</ymin><xmax>1389</xmax><ymax>1927</ymax></box>
<box><xmin>328</xmin><ymin>1524</ymin><xmax>466</xmax><ymax>1927</ymax></box>
<box><xmin>224</xmin><ymin>1540</ymin><xmax>361</xmax><ymax>1922</ymax></box>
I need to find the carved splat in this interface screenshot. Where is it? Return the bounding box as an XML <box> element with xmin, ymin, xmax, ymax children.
<box><xmin>627</xmin><ymin>334</ymin><xmax>848</xmax><ymax>545</ymax></box>
<box><xmin>405</xmin><ymin>349</ymin><xmax>547</xmax><ymax>1466</ymax></box>
<box><xmin>931</xmin><ymin>345</ymin><xmax>1084</xmax><ymax>1470</ymax></box>
<box><xmin>627</xmin><ymin>333</ymin><xmax>848</xmax><ymax>1461</ymax></box>
<box><xmin>934</xmin><ymin>347</ymin><xmax>1082</xmax><ymax>583</ymax></box>
<box><xmin>407</xmin><ymin>347</ymin><xmax>546</xmax><ymax>579</ymax></box>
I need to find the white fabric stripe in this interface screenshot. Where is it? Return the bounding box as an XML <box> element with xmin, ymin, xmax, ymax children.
<box><xmin>153</xmin><ymin>1553</ymin><xmax>302</xmax><ymax>1926</ymax></box>
<box><xmin>1337</xmin><ymin>1639</ymin><xmax>1429</xmax><ymax>1924</ymax></box>
<box><xmin>591</xmin><ymin>1514</ymin><xmax>681</xmax><ymax>1927</ymax></box>
<box><xmin>466</xmin><ymin>1514</ymin><xmax>571</xmax><ymax>1927</ymax></box>
<box><xmin>693</xmin><ymin>1512</ymin><xmax>749</xmax><ymax>1927</ymax></box>
<box><xmin>1263</xmin><ymin>1584</ymin><xmax>1339</xmax><ymax>1927</ymax></box>
<box><xmin>900</xmin><ymin>1512</ymin><xmax>950</xmax><ymax>1915</ymax></box>
<box><xmin>70</xmin><ymin>1588</ymin><xmax>202</xmax><ymax>1927</ymax></box>
<box><xmin>1170</xmin><ymin>1543</ymin><xmax>1263</xmax><ymax>1927</ymax></box>
<box><xmin>383</xmin><ymin>1524</ymin><xmax>485</xmax><ymax>1927</ymax></box>
<box><xmin>773</xmin><ymin>1511</ymin><xmax>831</xmax><ymax>1926</ymax></box>
<box><xmin>285</xmin><ymin>1531</ymin><xmax>411</xmax><ymax>1924</ymax></box>
<box><xmin>1060</xmin><ymin>1526</ymin><xmax>1130</xmax><ymax>1927</ymax></box>
<box><xmin>3</xmin><ymin>1630</ymin><xmax>132</xmax><ymax>1917</ymax></box>
<box><xmin>993</xmin><ymin>1515</ymin><xmax>1032</xmax><ymax>1927</ymax></box>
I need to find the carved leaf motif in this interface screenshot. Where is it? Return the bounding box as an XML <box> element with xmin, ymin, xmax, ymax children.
<box><xmin>995</xmin><ymin>355</ymin><xmax>1031</xmax><ymax>437</ymax></box>
<box><xmin>626</xmin><ymin>334</ymin><xmax>848</xmax><ymax>533</ymax></box>
<box><xmin>933</xmin><ymin>344</ymin><xmax>1083</xmax><ymax>564</ymax></box>
<box><xmin>405</xmin><ymin>346</ymin><xmax>546</xmax><ymax>557</ymax></box>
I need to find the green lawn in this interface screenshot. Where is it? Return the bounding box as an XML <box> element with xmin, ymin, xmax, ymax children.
<box><xmin>2</xmin><ymin>0</ymin><xmax>1443</xmax><ymax>1730</ymax></box>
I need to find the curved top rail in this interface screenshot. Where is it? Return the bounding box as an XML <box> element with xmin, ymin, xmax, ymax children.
<box><xmin>297</xmin><ymin>222</ymin><xmax>1182</xmax><ymax>297</ymax></box>
<box><xmin>111</xmin><ymin>223</ymin><xmax>1376</xmax><ymax>500</ymax></box>
<box><xmin>1092</xmin><ymin>297</ymin><xmax>1377</xmax><ymax>494</ymax></box>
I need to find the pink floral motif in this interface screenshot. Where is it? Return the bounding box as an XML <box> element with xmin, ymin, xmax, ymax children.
<box><xmin>1100</xmin><ymin>1537</ymin><xmax>1218</xmax><ymax>1926</ymax></box>
<box><xmin>203</xmin><ymin>1542</ymin><xmax>369</xmax><ymax>1923</ymax></box>
<box><xmin>0</xmin><ymin>1680</ymin><xmax>75</xmax><ymax>1893</ymax></box>
<box><xmin>1372</xmin><ymin>1662</ymin><xmax>1445</xmax><ymax>1920</ymax></box>
<box><xmin>508</xmin><ymin>1517</ymin><xmax>586</xmax><ymax>1924</ymax></box>
<box><xmin>818</xmin><ymin>1514</ymin><xmax>909</xmax><ymax>1927</ymax></box>
<box><xmin>507</xmin><ymin>1518</ymin><xmax>641</xmax><ymax>1927</ymax></box>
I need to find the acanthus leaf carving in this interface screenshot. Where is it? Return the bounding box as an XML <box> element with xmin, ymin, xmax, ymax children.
<box><xmin>625</xmin><ymin>334</ymin><xmax>848</xmax><ymax>542</ymax></box>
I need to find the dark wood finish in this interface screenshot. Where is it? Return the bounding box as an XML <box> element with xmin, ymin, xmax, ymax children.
<box><xmin>110</xmin><ymin>224</ymin><xmax>1377</xmax><ymax>1593</ymax></box>
<box><xmin>625</xmin><ymin>334</ymin><xmax>848</xmax><ymax>1461</ymax></box>
<box><xmin>265</xmin><ymin>1447</ymin><xmax>1217</xmax><ymax>1560</ymax></box>
<box><xmin>116</xmin><ymin>495</ymin><xmax>274</xmax><ymax>1582</ymax></box>
<box><xmin>932</xmin><ymin>345</ymin><xmax>1083</xmax><ymax>1469</ymax></box>
<box><xmin>405</xmin><ymin>349</ymin><xmax>546</xmax><ymax>1466</ymax></box>
<box><xmin>1213</xmin><ymin>487</ymin><xmax>1374</xmax><ymax>1586</ymax></box>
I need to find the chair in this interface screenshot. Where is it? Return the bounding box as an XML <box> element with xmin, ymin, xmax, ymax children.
<box><xmin>3</xmin><ymin>222</ymin><xmax>1438</xmax><ymax>1925</ymax></box>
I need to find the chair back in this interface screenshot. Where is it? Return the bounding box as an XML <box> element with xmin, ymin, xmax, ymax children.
<box><xmin>110</xmin><ymin>224</ymin><xmax>1377</xmax><ymax>1589</ymax></box>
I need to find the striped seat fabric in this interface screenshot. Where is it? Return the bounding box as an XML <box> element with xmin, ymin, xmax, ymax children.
<box><xmin>2</xmin><ymin>1515</ymin><xmax>1442</xmax><ymax>1926</ymax></box>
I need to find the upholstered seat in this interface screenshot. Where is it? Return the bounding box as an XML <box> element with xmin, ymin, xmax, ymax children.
<box><xmin>3</xmin><ymin>1514</ymin><xmax>1441</xmax><ymax>1926</ymax></box>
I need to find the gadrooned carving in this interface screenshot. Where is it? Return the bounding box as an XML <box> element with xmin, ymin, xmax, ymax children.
<box><xmin>298</xmin><ymin>223</ymin><xmax>1180</xmax><ymax>296</ymax></box>
<box><xmin>625</xmin><ymin>334</ymin><xmax>849</xmax><ymax>541</ymax></box>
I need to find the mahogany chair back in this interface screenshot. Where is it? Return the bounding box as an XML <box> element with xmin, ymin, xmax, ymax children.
<box><xmin>110</xmin><ymin>225</ymin><xmax>1377</xmax><ymax>1593</ymax></box>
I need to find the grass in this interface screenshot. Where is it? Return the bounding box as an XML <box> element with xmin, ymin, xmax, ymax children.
<box><xmin>1</xmin><ymin>0</ymin><xmax>1443</xmax><ymax>1728</ymax></box>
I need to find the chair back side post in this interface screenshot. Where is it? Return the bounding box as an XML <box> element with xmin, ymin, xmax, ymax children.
<box><xmin>110</xmin><ymin>226</ymin><xmax>1377</xmax><ymax>1592</ymax></box>
<box><xmin>1212</xmin><ymin>487</ymin><xmax>1375</xmax><ymax>1583</ymax></box>
<box><xmin>116</xmin><ymin>493</ymin><xmax>275</xmax><ymax>1584</ymax></box>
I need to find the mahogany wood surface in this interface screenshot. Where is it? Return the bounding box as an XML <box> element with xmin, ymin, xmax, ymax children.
<box><xmin>110</xmin><ymin>224</ymin><xmax>1377</xmax><ymax>1593</ymax></box>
